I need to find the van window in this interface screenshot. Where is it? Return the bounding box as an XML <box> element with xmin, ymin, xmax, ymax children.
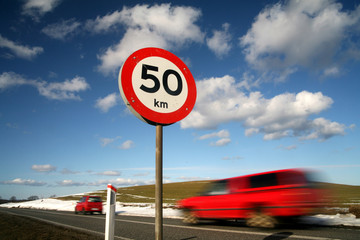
<box><xmin>228</xmin><ymin>177</ymin><xmax>246</xmax><ymax>192</ymax></box>
<box><xmin>202</xmin><ymin>180</ymin><xmax>228</xmax><ymax>195</ymax></box>
<box><xmin>278</xmin><ymin>171</ymin><xmax>305</xmax><ymax>185</ymax></box>
<box><xmin>250</xmin><ymin>173</ymin><xmax>278</xmax><ymax>188</ymax></box>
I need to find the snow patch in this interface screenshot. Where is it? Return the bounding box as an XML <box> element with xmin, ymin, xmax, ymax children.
<box><xmin>1</xmin><ymin>199</ymin><xmax>359</xmax><ymax>226</ymax></box>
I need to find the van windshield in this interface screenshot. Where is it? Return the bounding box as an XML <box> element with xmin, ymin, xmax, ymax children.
<box><xmin>200</xmin><ymin>180</ymin><xmax>228</xmax><ymax>195</ymax></box>
<box><xmin>88</xmin><ymin>197</ymin><xmax>102</xmax><ymax>202</ymax></box>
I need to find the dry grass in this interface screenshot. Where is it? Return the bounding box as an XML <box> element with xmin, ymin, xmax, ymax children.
<box><xmin>116</xmin><ymin>180</ymin><xmax>210</xmax><ymax>203</ymax></box>
<box><xmin>349</xmin><ymin>205</ymin><xmax>360</xmax><ymax>218</ymax></box>
<box><xmin>54</xmin><ymin>180</ymin><xmax>210</xmax><ymax>204</ymax></box>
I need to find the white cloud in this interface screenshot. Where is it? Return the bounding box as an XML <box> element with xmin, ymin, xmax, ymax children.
<box><xmin>22</xmin><ymin>0</ymin><xmax>61</xmax><ymax>20</ymax></box>
<box><xmin>95</xmin><ymin>93</ymin><xmax>119</xmax><ymax>113</ymax></box>
<box><xmin>36</xmin><ymin>76</ymin><xmax>90</xmax><ymax>100</ymax></box>
<box><xmin>88</xmin><ymin>178</ymin><xmax>154</xmax><ymax>187</ymax></box>
<box><xmin>100</xmin><ymin>136</ymin><xmax>121</xmax><ymax>147</ymax></box>
<box><xmin>1</xmin><ymin>178</ymin><xmax>46</xmax><ymax>186</ymax></box>
<box><xmin>57</xmin><ymin>179</ymin><xmax>84</xmax><ymax>186</ymax></box>
<box><xmin>35</xmin><ymin>3</ymin><xmax>204</xmax><ymax>74</ymax></box>
<box><xmin>301</xmin><ymin>117</ymin><xmax>347</xmax><ymax>142</ymax></box>
<box><xmin>181</xmin><ymin>75</ymin><xmax>265</xmax><ymax>129</ymax></box>
<box><xmin>0</xmin><ymin>72</ymin><xmax>90</xmax><ymax>101</ymax></box>
<box><xmin>60</xmin><ymin>168</ymin><xmax>79</xmax><ymax>174</ymax></box>
<box><xmin>206</xmin><ymin>23</ymin><xmax>232</xmax><ymax>58</ymax></box>
<box><xmin>85</xmin><ymin>10</ymin><xmax>123</xmax><ymax>34</ymax></box>
<box><xmin>56</xmin><ymin>178</ymin><xmax>152</xmax><ymax>187</ymax></box>
<box><xmin>240</xmin><ymin>0</ymin><xmax>360</xmax><ymax>80</ymax></box>
<box><xmin>42</xmin><ymin>19</ymin><xmax>81</xmax><ymax>40</ymax></box>
<box><xmin>32</xmin><ymin>164</ymin><xmax>57</xmax><ymax>172</ymax></box>
<box><xmin>199</xmin><ymin>129</ymin><xmax>231</xmax><ymax>147</ymax></box>
<box><xmin>0</xmin><ymin>34</ymin><xmax>43</xmax><ymax>60</ymax></box>
<box><xmin>211</xmin><ymin>138</ymin><xmax>231</xmax><ymax>147</ymax></box>
<box><xmin>323</xmin><ymin>66</ymin><xmax>340</xmax><ymax>77</ymax></box>
<box><xmin>133</xmin><ymin>172</ymin><xmax>150</xmax><ymax>177</ymax></box>
<box><xmin>118</xmin><ymin>140</ymin><xmax>134</xmax><ymax>150</ymax></box>
<box><xmin>100</xmin><ymin>138</ymin><xmax>114</xmax><ymax>147</ymax></box>
<box><xmin>198</xmin><ymin>129</ymin><xmax>230</xmax><ymax>140</ymax></box>
<box><xmin>277</xmin><ymin>145</ymin><xmax>297</xmax><ymax>151</ymax></box>
<box><xmin>263</xmin><ymin>131</ymin><xmax>291</xmax><ymax>141</ymax></box>
<box><xmin>0</xmin><ymin>72</ymin><xmax>28</xmax><ymax>89</ymax></box>
<box><xmin>96</xmin><ymin>4</ymin><xmax>204</xmax><ymax>74</ymax></box>
<box><xmin>286</xmin><ymin>145</ymin><xmax>297</xmax><ymax>150</ymax></box>
<box><xmin>181</xmin><ymin>75</ymin><xmax>349</xmax><ymax>141</ymax></box>
<box><xmin>98</xmin><ymin>28</ymin><xmax>167</xmax><ymax>75</ymax></box>
<box><xmin>97</xmin><ymin>171</ymin><xmax>121</xmax><ymax>176</ymax></box>
<box><xmin>245</xmin><ymin>128</ymin><xmax>259</xmax><ymax>137</ymax></box>
<box><xmin>6</xmin><ymin>123</ymin><xmax>19</xmax><ymax>129</ymax></box>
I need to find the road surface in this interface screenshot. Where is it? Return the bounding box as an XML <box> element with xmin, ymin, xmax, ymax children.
<box><xmin>1</xmin><ymin>208</ymin><xmax>359</xmax><ymax>239</ymax></box>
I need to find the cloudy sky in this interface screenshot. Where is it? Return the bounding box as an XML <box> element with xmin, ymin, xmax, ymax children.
<box><xmin>1</xmin><ymin>0</ymin><xmax>359</xmax><ymax>199</ymax></box>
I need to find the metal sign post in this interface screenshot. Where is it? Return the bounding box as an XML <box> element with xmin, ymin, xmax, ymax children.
<box><xmin>119</xmin><ymin>47</ymin><xmax>196</xmax><ymax>240</ymax></box>
<box><xmin>105</xmin><ymin>184</ymin><xmax>117</xmax><ymax>240</ymax></box>
<box><xmin>155</xmin><ymin>125</ymin><xmax>163</xmax><ymax>240</ymax></box>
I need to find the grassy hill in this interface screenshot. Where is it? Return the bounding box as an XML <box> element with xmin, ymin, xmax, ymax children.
<box><xmin>56</xmin><ymin>180</ymin><xmax>210</xmax><ymax>204</ymax></box>
<box><xmin>323</xmin><ymin>183</ymin><xmax>360</xmax><ymax>207</ymax></box>
<box><xmin>56</xmin><ymin>181</ymin><xmax>360</xmax><ymax>207</ymax></box>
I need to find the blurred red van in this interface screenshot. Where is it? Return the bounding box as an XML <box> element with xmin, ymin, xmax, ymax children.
<box><xmin>75</xmin><ymin>196</ymin><xmax>103</xmax><ymax>214</ymax></box>
<box><xmin>177</xmin><ymin>169</ymin><xmax>327</xmax><ymax>228</ymax></box>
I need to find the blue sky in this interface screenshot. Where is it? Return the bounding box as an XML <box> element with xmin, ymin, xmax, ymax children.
<box><xmin>1</xmin><ymin>0</ymin><xmax>359</xmax><ymax>200</ymax></box>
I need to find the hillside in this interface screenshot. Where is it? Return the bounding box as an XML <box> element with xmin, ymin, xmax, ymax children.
<box><xmin>56</xmin><ymin>180</ymin><xmax>211</xmax><ymax>204</ymax></box>
<box><xmin>323</xmin><ymin>183</ymin><xmax>360</xmax><ymax>207</ymax></box>
<box><xmin>55</xmin><ymin>180</ymin><xmax>360</xmax><ymax>207</ymax></box>
<box><xmin>116</xmin><ymin>180</ymin><xmax>211</xmax><ymax>203</ymax></box>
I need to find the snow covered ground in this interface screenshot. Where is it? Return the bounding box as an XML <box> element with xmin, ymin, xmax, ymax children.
<box><xmin>0</xmin><ymin>198</ymin><xmax>181</xmax><ymax>218</ymax></box>
<box><xmin>1</xmin><ymin>198</ymin><xmax>360</xmax><ymax>227</ymax></box>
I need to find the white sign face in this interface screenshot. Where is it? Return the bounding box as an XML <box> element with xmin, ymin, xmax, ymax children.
<box><xmin>119</xmin><ymin>47</ymin><xmax>196</xmax><ymax>125</ymax></box>
<box><xmin>132</xmin><ymin>56</ymin><xmax>188</xmax><ymax>114</ymax></box>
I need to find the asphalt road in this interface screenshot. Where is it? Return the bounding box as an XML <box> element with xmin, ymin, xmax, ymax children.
<box><xmin>1</xmin><ymin>208</ymin><xmax>359</xmax><ymax>240</ymax></box>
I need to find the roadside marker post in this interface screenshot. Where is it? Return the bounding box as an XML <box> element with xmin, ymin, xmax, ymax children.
<box><xmin>105</xmin><ymin>184</ymin><xmax>117</xmax><ymax>240</ymax></box>
<box><xmin>119</xmin><ymin>47</ymin><xmax>196</xmax><ymax>240</ymax></box>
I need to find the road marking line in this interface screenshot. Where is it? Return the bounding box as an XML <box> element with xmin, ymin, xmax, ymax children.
<box><xmin>113</xmin><ymin>218</ymin><xmax>339</xmax><ymax>240</ymax></box>
<box><xmin>163</xmin><ymin>224</ymin><xmax>339</xmax><ymax>240</ymax></box>
<box><xmin>2</xmin><ymin>209</ymin><xmax>340</xmax><ymax>240</ymax></box>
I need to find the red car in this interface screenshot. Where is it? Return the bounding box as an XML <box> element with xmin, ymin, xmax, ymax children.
<box><xmin>75</xmin><ymin>196</ymin><xmax>103</xmax><ymax>214</ymax></box>
<box><xmin>177</xmin><ymin>169</ymin><xmax>328</xmax><ymax>228</ymax></box>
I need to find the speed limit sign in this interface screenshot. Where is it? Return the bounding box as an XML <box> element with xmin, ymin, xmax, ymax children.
<box><xmin>119</xmin><ymin>47</ymin><xmax>196</xmax><ymax>125</ymax></box>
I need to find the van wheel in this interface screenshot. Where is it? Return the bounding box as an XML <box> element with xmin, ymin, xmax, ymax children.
<box><xmin>246</xmin><ymin>210</ymin><xmax>277</xmax><ymax>228</ymax></box>
<box><xmin>182</xmin><ymin>210</ymin><xmax>199</xmax><ymax>224</ymax></box>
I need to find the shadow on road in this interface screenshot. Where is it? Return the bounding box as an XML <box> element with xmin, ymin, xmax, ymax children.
<box><xmin>263</xmin><ymin>232</ymin><xmax>293</xmax><ymax>240</ymax></box>
<box><xmin>187</xmin><ymin>218</ymin><xmax>322</xmax><ymax>230</ymax></box>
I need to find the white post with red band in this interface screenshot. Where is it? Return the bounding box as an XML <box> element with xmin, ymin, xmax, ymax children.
<box><xmin>105</xmin><ymin>184</ymin><xmax>117</xmax><ymax>240</ymax></box>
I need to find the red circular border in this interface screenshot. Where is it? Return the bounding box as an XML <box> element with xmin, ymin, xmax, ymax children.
<box><xmin>120</xmin><ymin>48</ymin><xmax>196</xmax><ymax>125</ymax></box>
